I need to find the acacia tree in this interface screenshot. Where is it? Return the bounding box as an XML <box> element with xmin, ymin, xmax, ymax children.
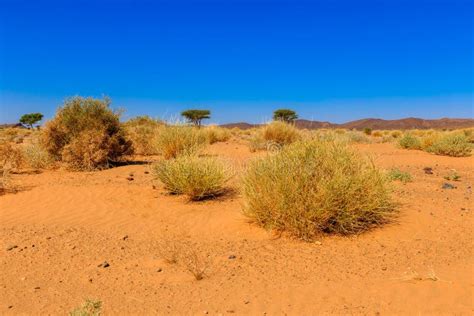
<box><xmin>181</xmin><ymin>109</ymin><xmax>211</xmax><ymax>127</ymax></box>
<box><xmin>19</xmin><ymin>113</ymin><xmax>44</xmax><ymax>129</ymax></box>
<box><xmin>273</xmin><ymin>109</ymin><xmax>298</xmax><ymax>123</ymax></box>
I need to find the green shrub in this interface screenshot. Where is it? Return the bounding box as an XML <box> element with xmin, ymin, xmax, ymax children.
<box><xmin>42</xmin><ymin>96</ymin><xmax>132</xmax><ymax>170</ymax></box>
<box><xmin>398</xmin><ymin>133</ymin><xmax>421</xmax><ymax>150</ymax></box>
<box><xmin>425</xmin><ymin>133</ymin><xmax>472</xmax><ymax>157</ymax></box>
<box><xmin>123</xmin><ymin>116</ymin><xmax>163</xmax><ymax>155</ymax></box>
<box><xmin>155</xmin><ymin>125</ymin><xmax>207</xmax><ymax>159</ymax></box>
<box><xmin>242</xmin><ymin>140</ymin><xmax>394</xmax><ymax>239</ymax></box>
<box><xmin>387</xmin><ymin>168</ymin><xmax>412</xmax><ymax>183</ymax></box>
<box><xmin>153</xmin><ymin>155</ymin><xmax>232</xmax><ymax>200</ymax></box>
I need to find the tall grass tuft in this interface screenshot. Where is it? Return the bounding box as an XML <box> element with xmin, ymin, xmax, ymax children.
<box><xmin>241</xmin><ymin>140</ymin><xmax>394</xmax><ymax>240</ymax></box>
<box><xmin>155</xmin><ymin>125</ymin><xmax>207</xmax><ymax>159</ymax></box>
<box><xmin>153</xmin><ymin>155</ymin><xmax>233</xmax><ymax>200</ymax></box>
<box><xmin>203</xmin><ymin>126</ymin><xmax>232</xmax><ymax>144</ymax></box>
<box><xmin>249</xmin><ymin>121</ymin><xmax>301</xmax><ymax>152</ymax></box>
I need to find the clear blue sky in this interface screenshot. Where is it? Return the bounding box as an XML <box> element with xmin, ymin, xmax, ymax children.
<box><xmin>0</xmin><ymin>0</ymin><xmax>472</xmax><ymax>124</ymax></box>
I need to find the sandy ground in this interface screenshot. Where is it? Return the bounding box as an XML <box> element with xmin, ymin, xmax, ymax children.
<box><xmin>0</xmin><ymin>141</ymin><xmax>473</xmax><ymax>315</ymax></box>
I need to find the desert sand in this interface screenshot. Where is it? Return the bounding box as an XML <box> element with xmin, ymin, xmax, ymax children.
<box><xmin>1</xmin><ymin>140</ymin><xmax>473</xmax><ymax>314</ymax></box>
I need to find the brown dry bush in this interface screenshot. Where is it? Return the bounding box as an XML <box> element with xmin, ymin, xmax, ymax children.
<box><xmin>203</xmin><ymin>125</ymin><xmax>232</xmax><ymax>144</ymax></box>
<box><xmin>42</xmin><ymin>96</ymin><xmax>132</xmax><ymax>170</ymax></box>
<box><xmin>242</xmin><ymin>140</ymin><xmax>395</xmax><ymax>240</ymax></box>
<box><xmin>123</xmin><ymin>116</ymin><xmax>163</xmax><ymax>155</ymax></box>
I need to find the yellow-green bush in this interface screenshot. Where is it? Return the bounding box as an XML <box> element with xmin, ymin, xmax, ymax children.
<box><xmin>249</xmin><ymin>121</ymin><xmax>301</xmax><ymax>152</ymax></box>
<box><xmin>398</xmin><ymin>133</ymin><xmax>421</xmax><ymax>150</ymax></box>
<box><xmin>124</xmin><ymin>116</ymin><xmax>163</xmax><ymax>155</ymax></box>
<box><xmin>42</xmin><ymin>96</ymin><xmax>132</xmax><ymax>170</ymax></box>
<box><xmin>241</xmin><ymin>140</ymin><xmax>394</xmax><ymax>239</ymax></box>
<box><xmin>153</xmin><ymin>155</ymin><xmax>233</xmax><ymax>200</ymax></box>
<box><xmin>155</xmin><ymin>125</ymin><xmax>207</xmax><ymax>159</ymax></box>
<box><xmin>425</xmin><ymin>133</ymin><xmax>472</xmax><ymax>157</ymax></box>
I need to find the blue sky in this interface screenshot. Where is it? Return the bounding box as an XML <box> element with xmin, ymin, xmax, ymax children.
<box><xmin>0</xmin><ymin>0</ymin><xmax>472</xmax><ymax>124</ymax></box>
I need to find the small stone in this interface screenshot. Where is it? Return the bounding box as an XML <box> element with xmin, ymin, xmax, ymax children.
<box><xmin>381</xmin><ymin>266</ymin><xmax>387</xmax><ymax>271</ymax></box>
<box><xmin>244</xmin><ymin>300</ymin><xmax>250</xmax><ymax>304</ymax></box>
<box><xmin>126</xmin><ymin>177</ymin><xmax>134</xmax><ymax>181</ymax></box>
<box><xmin>122</xmin><ymin>235</ymin><xmax>129</xmax><ymax>241</ymax></box>
<box><xmin>203</xmin><ymin>311</ymin><xmax>209</xmax><ymax>315</ymax></box>
<box><xmin>314</xmin><ymin>241</ymin><xmax>322</xmax><ymax>245</ymax></box>
<box><xmin>144</xmin><ymin>171</ymin><xmax>149</xmax><ymax>174</ymax></box>
<box><xmin>98</xmin><ymin>261</ymin><xmax>110</xmax><ymax>268</ymax></box>
<box><xmin>423</xmin><ymin>167</ymin><xmax>433</xmax><ymax>175</ymax></box>
<box><xmin>6</xmin><ymin>245</ymin><xmax>18</xmax><ymax>251</ymax></box>
<box><xmin>129</xmin><ymin>173</ymin><xmax>134</xmax><ymax>177</ymax></box>
<box><xmin>8</xmin><ymin>305</ymin><xmax>13</xmax><ymax>309</ymax></box>
<box><xmin>228</xmin><ymin>255</ymin><xmax>237</xmax><ymax>259</ymax></box>
<box><xmin>157</xmin><ymin>268</ymin><xmax>163</xmax><ymax>272</ymax></box>
<box><xmin>442</xmin><ymin>183</ymin><xmax>456</xmax><ymax>190</ymax></box>
<box><xmin>34</xmin><ymin>286</ymin><xmax>40</xmax><ymax>290</ymax></box>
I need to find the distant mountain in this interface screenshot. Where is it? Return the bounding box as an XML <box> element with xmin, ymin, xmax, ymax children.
<box><xmin>220</xmin><ymin>118</ymin><xmax>474</xmax><ymax>130</ymax></box>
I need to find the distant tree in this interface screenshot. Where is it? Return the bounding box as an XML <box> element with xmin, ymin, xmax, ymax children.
<box><xmin>19</xmin><ymin>113</ymin><xmax>44</xmax><ymax>129</ymax></box>
<box><xmin>181</xmin><ymin>109</ymin><xmax>211</xmax><ymax>127</ymax></box>
<box><xmin>273</xmin><ymin>109</ymin><xmax>298</xmax><ymax>123</ymax></box>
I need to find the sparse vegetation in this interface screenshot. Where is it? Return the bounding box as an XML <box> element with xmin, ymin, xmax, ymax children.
<box><xmin>155</xmin><ymin>125</ymin><xmax>207</xmax><ymax>159</ymax></box>
<box><xmin>19</xmin><ymin>112</ymin><xmax>44</xmax><ymax>129</ymax></box>
<box><xmin>123</xmin><ymin>116</ymin><xmax>163</xmax><ymax>155</ymax></box>
<box><xmin>242</xmin><ymin>140</ymin><xmax>394</xmax><ymax>240</ymax></box>
<box><xmin>70</xmin><ymin>299</ymin><xmax>102</xmax><ymax>316</ymax></box>
<box><xmin>42</xmin><ymin>96</ymin><xmax>132</xmax><ymax>170</ymax></box>
<box><xmin>363</xmin><ymin>127</ymin><xmax>372</xmax><ymax>135</ymax></box>
<box><xmin>249</xmin><ymin>121</ymin><xmax>301</xmax><ymax>152</ymax></box>
<box><xmin>444</xmin><ymin>170</ymin><xmax>460</xmax><ymax>181</ymax></box>
<box><xmin>153</xmin><ymin>155</ymin><xmax>233</xmax><ymax>200</ymax></box>
<box><xmin>23</xmin><ymin>141</ymin><xmax>54</xmax><ymax>169</ymax></box>
<box><xmin>387</xmin><ymin>168</ymin><xmax>412</xmax><ymax>183</ymax></box>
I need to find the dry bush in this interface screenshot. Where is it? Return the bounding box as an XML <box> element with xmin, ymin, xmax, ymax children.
<box><xmin>372</xmin><ymin>130</ymin><xmax>383</xmax><ymax>137</ymax></box>
<box><xmin>391</xmin><ymin>130</ymin><xmax>402</xmax><ymax>138</ymax></box>
<box><xmin>241</xmin><ymin>140</ymin><xmax>394</xmax><ymax>240</ymax></box>
<box><xmin>204</xmin><ymin>126</ymin><xmax>232</xmax><ymax>144</ymax></box>
<box><xmin>23</xmin><ymin>140</ymin><xmax>54</xmax><ymax>169</ymax></box>
<box><xmin>42</xmin><ymin>96</ymin><xmax>132</xmax><ymax>170</ymax></box>
<box><xmin>461</xmin><ymin>128</ymin><xmax>474</xmax><ymax>143</ymax></box>
<box><xmin>425</xmin><ymin>133</ymin><xmax>472</xmax><ymax>157</ymax></box>
<box><xmin>123</xmin><ymin>116</ymin><xmax>163</xmax><ymax>155</ymax></box>
<box><xmin>398</xmin><ymin>133</ymin><xmax>421</xmax><ymax>150</ymax></box>
<box><xmin>343</xmin><ymin>130</ymin><xmax>371</xmax><ymax>143</ymax></box>
<box><xmin>153</xmin><ymin>155</ymin><xmax>233</xmax><ymax>200</ymax></box>
<box><xmin>155</xmin><ymin>125</ymin><xmax>207</xmax><ymax>159</ymax></box>
<box><xmin>0</xmin><ymin>142</ymin><xmax>24</xmax><ymax>171</ymax></box>
<box><xmin>158</xmin><ymin>237</ymin><xmax>212</xmax><ymax>280</ymax></box>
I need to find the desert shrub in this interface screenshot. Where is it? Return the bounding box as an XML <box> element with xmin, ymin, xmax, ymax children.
<box><xmin>462</xmin><ymin>128</ymin><xmax>474</xmax><ymax>143</ymax></box>
<box><xmin>42</xmin><ymin>96</ymin><xmax>132</xmax><ymax>170</ymax></box>
<box><xmin>363</xmin><ymin>127</ymin><xmax>372</xmax><ymax>135</ymax></box>
<box><xmin>334</xmin><ymin>128</ymin><xmax>346</xmax><ymax>134</ymax></box>
<box><xmin>155</xmin><ymin>125</ymin><xmax>207</xmax><ymax>159</ymax></box>
<box><xmin>444</xmin><ymin>169</ymin><xmax>460</xmax><ymax>181</ymax></box>
<box><xmin>344</xmin><ymin>131</ymin><xmax>371</xmax><ymax>143</ymax></box>
<box><xmin>398</xmin><ymin>133</ymin><xmax>421</xmax><ymax>150</ymax></box>
<box><xmin>241</xmin><ymin>140</ymin><xmax>394</xmax><ymax>239</ymax></box>
<box><xmin>153</xmin><ymin>155</ymin><xmax>232</xmax><ymax>200</ymax></box>
<box><xmin>70</xmin><ymin>299</ymin><xmax>102</xmax><ymax>316</ymax></box>
<box><xmin>262</xmin><ymin>121</ymin><xmax>301</xmax><ymax>145</ymax></box>
<box><xmin>372</xmin><ymin>131</ymin><xmax>382</xmax><ymax>137</ymax></box>
<box><xmin>249</xmin><ymin>121</ymin><xmax>300</xmax><ymax>152</ymax></box>
<box><xmin>391</xmin><ymin>130</ymin><xmax>402</xmax><ymax>138</ymax></box>
<box><xmin>204</xmin><ymin>126</ymin><xmax>232</xmax><ymax>144</ymax></box>
<box><xmin>0</xmin><ymin>142</ymin><xmax>23</xmax><ymax>171</ymax></box>
<box><xmin>387</xmin><ymin>168</ymin><xmax>412</xmax><ymax>183</ymax></box>
<box><xmin>23</xmin><ymin>141</ymin><xmax>53</xmax><ymax>169</ymax></box>
<box><xmin>124</xmin><ymin>116</ymin><xmax>163</xmax><ymax>155</ymax></box>
<box><xmin>425</xmin><ymin>133</ymin><xmax>472</xmax><ymax>157</ymax></box>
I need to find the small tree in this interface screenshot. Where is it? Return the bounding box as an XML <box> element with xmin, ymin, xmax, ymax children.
<box><xmin>181</xmin><ymin>109</ymin><xmax>211</xmax><ymax>127</ymax></box>
<box><xmin>19</xmin><ymin>113</ymin><xmax>44</xmax><ymax>129</ymax></box>
<box><xmin>273</xmin><ymin>109</ymin><xmax>298</xmax><ymax>123</ymax></box>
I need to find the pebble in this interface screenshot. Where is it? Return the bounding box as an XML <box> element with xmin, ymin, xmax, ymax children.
<box><xmin>228</xmin><ymin>255</ymin><xmax>237</xmax><ymax>259</ymax></box>
<box><xmin>442</xmin><ymin>183</ymin><xmax>456</xmax><ymax>189</ymax></box>
<box><xmin>98</xmin><ymin>261</ymin><xmax>110</xmax><ymax>268</ymax></box>
<box><xmin>157</xmin><ymin>268</ymin><xmax>163</xmax><ymax>272</ymax></box>
<box><xmin>126</xmin><ymin>177</ymin><xmax>134</xmax><ymax>181</ymax></box>
<box><xmin>6</xmin><ymin>245</ymin><xmax>18</xmax><ymax>251</ymax></box>
<box><xmin>423</xmin><ymin>167</ymin><xmax>433</xmax><ymax>175</ymax></box>
<box><xmin>122</xmin><ymin>235</ymin><xmax>129</xmax><ymax>241</ymax></box>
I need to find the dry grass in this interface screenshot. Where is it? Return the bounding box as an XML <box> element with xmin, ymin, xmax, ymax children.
<box><xmin>398</xmin><ymin>133</ymin><xmax>421</xmax><ymax>150</ymax></box>
<box><xmin>23</xmin><ymin>140</ymin><xmax>54</xmax><ymax>169</ymax></box>
<box><xmin>69</xmin><ymin>299</ymin><xmax>102</xmax><ymax>316</ymax></box>
<box><xmin>242</xmin><ymin>140</ymin><xmax>395</xmax><ymax>240</ymax></box>
<box><xmin>203</xmin><ymin>126</ymin><xmax>232</xmax><ymax>144</ymax></box>
<box><xmin>155</xmin><ymin>125</ymin><xmax>207</xmax><ymax>159</ymax></box>
<box><xmin>123</xmin><ymin>116</ymin><xmax>163</xmax><ymax>155</ymax></box>
<box><xmin>249</xmin><ymin>121</ymin><xmax>301</xmax><ymax>152</ymax></box>
<box><xmin>153</xmin><ymin>155</ymin><xmax>233</xmax><ymax>201</ymax></box>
